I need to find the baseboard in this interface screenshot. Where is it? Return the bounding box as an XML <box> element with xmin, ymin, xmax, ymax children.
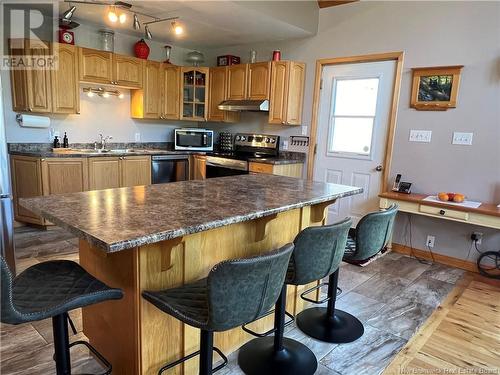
<box><xmin>391</xmin><ymin>243</ymin><xmax>478</xmax><ymax>273</ymax></box>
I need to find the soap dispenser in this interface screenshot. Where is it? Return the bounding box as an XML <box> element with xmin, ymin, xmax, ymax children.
<box><xmin>53</xmin><ymin>135</ymin><xmax>60</xmax><ymax>148</ymax></box>
<box><xmin>63</xmin><ymin>132</ymin><xmax>69</xmax><ymax>148</ymax></box>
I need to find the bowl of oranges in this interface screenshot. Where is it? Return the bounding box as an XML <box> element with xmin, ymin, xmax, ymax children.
<box><xmin>437</xmin><ymin>192</ymin><xmax>465</xmax><ymax>203</ymax></box>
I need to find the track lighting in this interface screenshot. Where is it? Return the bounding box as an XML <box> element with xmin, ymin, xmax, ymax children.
<box><xmin>119</xmin><ymin>13</ymin><xmax>127</xmax><ymax>24</ymax></box>
<box><xmin>108</xmin><ymin>6</ymin><xmax>118</xmax><ymax>23</ymax></box>
<box><xmin>145</xmin><ymin>25</ymin><xmax>152</xmax><ymax>40</ymax></box>
<box><xmin>171</xmin><ymin>21</ymin><xmax>183</xmax><ymax>35</ymax></box>
<box><xmin>62</xmin><ymin>5</ymin><xmax>76</xmax><ymax>21</ymax></box>
<box><xmin>133</xmin><ymin>14</ymin><xmax>141</xmax><ymax>30</ymax></box>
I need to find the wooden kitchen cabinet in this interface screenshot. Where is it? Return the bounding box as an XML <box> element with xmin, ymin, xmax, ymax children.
<box><xmin>52</xmin><ymin>43</ymin><xmax>80</xmax><ymax>114</ymax></box>
<box><xmin>161</xmin><ymin>65</ymin><xmax>181</xmax><ymax>120</ymax></box>
<box><xmin>78</xmin><ymin>47</ymin><xmax>113</xmax><ymax>84</ymax></box>
<box><xmin>113</xmin><ymin>54</ymin><xmax>143</xmax><ymax>88</ymax></box>
<box><xmin>120</xmin><ymin>156</ymin><xmax>152</xmax><ymax>187</ymax></box>
<box><xmin>88</xmin><ymin>157</ymin><xmax>121</xmax><ymax>190</ymax></box>
<box><xmin>181</xmin><ymin>67</ymin><xmax>209</xmax><ymax>121</ymax></box>
<box><xmin>269</xmin><ymin>61</ymin><xmax>305</xmax><ymax>125</ymax></box>
<box><xmin>9</xmin><ymin>39</ymin><xmax>52</xmax><ymax>114</ymax></box>
<box><xmin>41</xmin><ymin>158</ymin><xmax>88</xmax><ymax>195</ymax></box>
<box><xmin>249</xmin><ymin>162</ymin><xmax>303</xmax><ymax>178</ymax></box>
<box><xmin>208</xmin><ymin>66</ymin><xmax>239</xmax><ymax>123</ymax></box>
<box><xmin>190</xmin><ymin>155</ymin><xmax>206</xmax><ymax>180</ymax></box>
<box><xmin>131</xmin><ymin>61</ymin><xmax>162</xmax><ymax>119</ymax></box>
<box><xmin>227</xmin><ymin>64</ymin><xmax>248</xmax><ymax>100</ymax></box>
<box><xmin>247</xmin><ymin>62</ymin><xmax>271</xmax><ymax>100</ymax></box>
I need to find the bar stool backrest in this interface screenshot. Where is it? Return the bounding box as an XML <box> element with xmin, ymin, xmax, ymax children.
<box><xmin>289</xmin><ymin>218</ymin><xmax>352</xmax><ymax>285</ymax></box>
<box><xmin>353</xmin><ymin>204</ymin><xmax>398</xmax><ymax>261</ymax></box>
<box><xmin>1</xmin><ymin>256</ymin><xmax>23</xmax><ymax>324</ymax></box>
<box><xmin>207</xmin><ymin>243</ymin><xmax>294</xmax><ymax>331</ymax></box>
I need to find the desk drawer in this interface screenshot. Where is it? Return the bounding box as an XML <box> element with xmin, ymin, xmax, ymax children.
<box><xmin>419</xmin><ymin>204</ymin><xmax>469</xmax><ymax>221</ymax></box>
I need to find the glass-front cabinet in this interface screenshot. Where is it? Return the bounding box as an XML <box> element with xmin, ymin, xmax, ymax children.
<box><xmin>181</xmin><ymin>67</ymin><xmax>209</xmax><ymax>121</ymax></box>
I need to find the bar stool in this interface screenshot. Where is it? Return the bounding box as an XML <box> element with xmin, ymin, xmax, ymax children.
<box><xmin>237</xmin><ymin>218</ymin><xmax>352</xmax><ymax>375</ymax></box>
<box><xmin>0</xmin><ymin>256</ymin><xmax>123</xmax><ymax>375</ymax></box>
<box><xmin>142</xmin><ymin>243</ymin><xmax>294</xmax><ymax>375</ymax></box>
<box><xmin>295</xmin><ymin>218</ymin><xmax>365</xmax><ymax>343</ymax></box>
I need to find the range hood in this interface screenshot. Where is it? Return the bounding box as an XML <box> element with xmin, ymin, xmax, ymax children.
<box><xmin>218</xmin><ymin>99</ymin><xmax>269</xmax><ymax>112</ymax></box>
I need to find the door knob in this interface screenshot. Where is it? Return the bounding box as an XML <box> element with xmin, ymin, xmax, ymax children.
<box><xmin>375</xmin><ymin>165</ymin><xmax>383</xmax><ymax>172</ymax></box>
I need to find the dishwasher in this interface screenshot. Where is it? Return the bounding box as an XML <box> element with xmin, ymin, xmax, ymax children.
<box><xmin>151</xmin><ymin>155</ymin><xmax>189</xmax><ymax>184</ymax></box>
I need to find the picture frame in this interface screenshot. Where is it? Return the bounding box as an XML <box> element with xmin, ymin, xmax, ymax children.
<box><xmin>410</xmin><ymin>65</ymin><xmax>463</xmax><ymax>110</ymax></box>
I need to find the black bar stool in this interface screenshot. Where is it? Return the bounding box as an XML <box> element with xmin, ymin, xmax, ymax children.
<box><xmin>237</xmin><ymin>218</ymin><xmax>353</xmax><ymax>375</ymax></box>
<box><xmin>295</xmin><ymin>218</ymin><xmax>365</xmax><ymax>343</ymax></box>
<box><xmin>0</xmin><ymin>256</ymin><xmax>123</xmax><ymax>375</ymax></box>
<box><xmin>142</xmin><ymin>243</ymin><xmax>294</xmax><ymax>375</ymax></box>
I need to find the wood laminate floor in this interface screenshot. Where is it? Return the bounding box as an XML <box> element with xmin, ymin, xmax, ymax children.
<box><xmin>1</xmin><ymin>226</ymin><xmax>497</xmax><ymax>375</ymax></box>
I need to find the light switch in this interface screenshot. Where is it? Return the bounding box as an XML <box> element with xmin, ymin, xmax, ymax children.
<box><xmin>135</xmin><ymin>132</ymin><xmax>141</xmax><ymax>142</ymax></box>
<box><xmin>452</xmin><ymin>132</ymin><xmax>473</xmax><ymax>145</ymax></box>
<box><xmin>301</xmin><ymin>126</ymin><xmax>308</xmax><ymax>136</ymax></box>
<box><xmin>409</xmin><ymin>130</ymin><xmax>432</xmax><ymax>143</ymax></box>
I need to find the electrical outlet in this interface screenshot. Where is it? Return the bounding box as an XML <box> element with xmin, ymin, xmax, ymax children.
<box><xmin>409</xmin><ymin>130</ymin><xmax>432</xmax><ymax>143</ymax></box>
<box><xmin>471</xmin><ymin>232</ymin><xmax>483</xmax><ymax>245</ymax></box>
<box><xmin>452</xmin><ymin>132</ymin><xmax>473</xmax><ymax>145</ymax></box>
<box><xmin>301</xmin><ymin>126</ymin><xmax>308</xmax><ymax>136</ymax></box>
<box><xmin>135</xmin><ymin>132</ymin><xmax>141</xmax><ymax>142</ymax></box>
<box><xmin>426</xmin><ymin>235</ymin><xmax>435</xmax><ymax>248</ymax></box>
<box><xmin>282</xmin><ymin>140</ymin><xmax>289</xmax><ymax>150</ymax></box>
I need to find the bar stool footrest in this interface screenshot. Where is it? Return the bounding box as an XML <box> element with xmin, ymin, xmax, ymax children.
<box><xmin>241</xmin><ymin>309</ymin><xmax>295</xmax><ymax>338</ymax></box>
<box><xmin>69</xmin><ymin>340</ymin><xmax>113</xmax><ymax>375</ymax></box>
<box><xmin>300</xmin><ymin>283</ymin><xmax>342</xmax><ymax>304</ymax></box>
<box><xmin>159</xmin><ymin>347</ymin><xmax>227</xmax><ymax>374</ymax></box>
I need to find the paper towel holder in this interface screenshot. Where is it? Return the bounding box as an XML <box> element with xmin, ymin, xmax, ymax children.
<box><xmin>15</xmin><ymin>113</ymin><xmax>50</xmax><ymax>128</ymax></box>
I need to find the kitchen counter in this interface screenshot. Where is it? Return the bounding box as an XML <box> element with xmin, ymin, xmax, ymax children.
<box><xmin>20</xmin><ymin>174</ymin><xmax>361</xmax><ymax>253</ymax></box>
<box><xmin>247</xmin><ymin>151</ymin><xmax>306</xmax><ymax>165</ymax></box>
<box><xmin>8</xmin><ymin>149</ymin><xmax>198</xmax><ymax>158</ymax></box>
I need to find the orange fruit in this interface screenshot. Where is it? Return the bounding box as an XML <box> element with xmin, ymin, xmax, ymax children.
<box><xmin>438</xmin><ymin>192</ymin><xmax>449</xmax><ymax>202</ymax></box>
<box><xmin>453</xmin><ymin>193</ymin><xmax>465</xmax><ymax>203</ymax></box>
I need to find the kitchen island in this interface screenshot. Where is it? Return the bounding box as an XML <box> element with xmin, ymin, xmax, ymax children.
<box><xmin>21</xmin><ymin>174</ymin><xmax>362</xmax><ymax>375</ymax></box>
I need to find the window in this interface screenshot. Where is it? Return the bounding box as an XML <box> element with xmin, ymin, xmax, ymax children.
<box><xmin>328</xmin><ymin>78</ymin><xmax>380</xmax><ymax>157</ymax></box>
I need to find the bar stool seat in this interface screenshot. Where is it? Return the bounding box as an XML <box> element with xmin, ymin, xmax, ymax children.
<box><xmin>9</xmin><ymin>260</ymin><xmax>123</xmax><ymax>323</ymax></box>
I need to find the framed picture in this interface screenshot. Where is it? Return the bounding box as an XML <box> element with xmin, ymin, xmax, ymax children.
<box><xmin>410</xmin><ymin>65</ymin><xmax>463</xmax><ymax>110</ymax></box>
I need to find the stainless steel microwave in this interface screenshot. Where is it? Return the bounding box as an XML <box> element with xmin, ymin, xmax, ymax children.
<box><xmin>174</xmin><ymin>129</ymin><xmax>214</xmax><ymax>151</ymax></box>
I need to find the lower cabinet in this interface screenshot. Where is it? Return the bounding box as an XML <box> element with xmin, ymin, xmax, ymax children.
<box><xmin>88</xmin><ymin>156</ymin><xmax>151</xmax><ymax>190</ymax></box>
<box><xmin>190</xmin><ymin>155</ymin><xmax>206</xmax><ymax>180</ymax></box>
<box><xmin>249</xmin><ymin>162</ymin><xmax>303</xmax><ymax>178</ymax></box>
<box><xmin>120</xmin><ymin>156</ymin><xmax>152</xmax><ymax>187</ymax></box>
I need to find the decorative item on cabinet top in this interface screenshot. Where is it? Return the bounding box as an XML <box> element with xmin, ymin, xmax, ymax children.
<box><xmin>186</xmin><ymin>50</ymin><xmax>205</xmax><ymax>67</ymax></box>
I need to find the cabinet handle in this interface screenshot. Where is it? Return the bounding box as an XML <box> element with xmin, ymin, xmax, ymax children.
<box><xmin>28</xmin><ymin>108</ymin><xmax>33</xmax><ymax>112</ymax></box>
<box><xmin>439</xmin><ymin>210</ymin><xmax>446</xmax><ymax>215</ymax></box>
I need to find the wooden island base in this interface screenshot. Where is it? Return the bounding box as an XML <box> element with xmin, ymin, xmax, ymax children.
<box><xmin>79</xmin><ymin>202</ymin><xmax>333</xmax><ymax>375</ymax></box>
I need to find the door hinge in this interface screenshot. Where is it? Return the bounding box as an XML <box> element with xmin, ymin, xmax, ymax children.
<box><xmin>314</xmin><ymin>143</ymin><xmax>318</xmax><ymax>155</ymax></box>
<box><xmin>320</xmin><ymin>79</ymin><xmax>323</xmax><ymax>90</ymax></box>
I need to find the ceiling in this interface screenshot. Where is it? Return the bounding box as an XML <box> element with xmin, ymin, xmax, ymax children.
<box><xmin>59</xmin><ymin>1</ymin><xmax>320</xmax><ymax>48</ymax></box>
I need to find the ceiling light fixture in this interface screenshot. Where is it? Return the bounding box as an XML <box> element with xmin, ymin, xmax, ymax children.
<box><xmin>62</xmin><ymin>5</ymin><xmax>76</xmax><ymax>21</ymax></box>
<box><xmin>119</xmin><ymin>12</ymin><xmax>127</xmax><ymax>24</ymax></box>
<box><xmin>108</xmin><ymin>6</ymin><xmax>118</xmax><ymax>23</ymax></box>
<box><xmin>83</xmin><ymin>87</ymin><xmax>122</xmax><ymax>99</ymax></box>
<box><xmin>171</xmin><ymin>21</ymin><xmax>183</xmax><ymax>35</ymax></box>
<box><xmin>145</xmin><ymin>25</ymin><xmax>153</xmax><ymax>40</ymax></box>
<box><xmin>133</xmin><ymin>14</ymin><xmax>141</xmax><ymax>30</ymax></box>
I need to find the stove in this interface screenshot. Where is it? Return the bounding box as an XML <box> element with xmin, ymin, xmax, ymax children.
<box><xmin>206</xmin><ymin>133</ymin><xmax>279</xmax><ymax>178</ymax></box>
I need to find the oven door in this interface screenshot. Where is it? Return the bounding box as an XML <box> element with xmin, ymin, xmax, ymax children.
<box><xmin>175</xmin><ymin>129</ymin><xmax>213</xmax><ymax>151</ymax></box>
<box><xmin>206</xmin><ymin>157</ymin><xmax>248</xmax><ymax>178</ymax></box>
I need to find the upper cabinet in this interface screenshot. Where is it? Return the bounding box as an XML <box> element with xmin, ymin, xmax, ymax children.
<box><xmin>131</xmin><ymin>61</ymin><xmax>162</xmax><ymax>119</ymax></box>
<box><xmin>181</xmin><ymin>67</ymin><xmax>209</xmax><ymax>121</ymax></box>
<box><xmin>9</xmin><ymin>40</ymin><xmax>79</xmax><ymax>114</ymax></box>
<box><xmin>79</xmin><ymin>47</ymin><xmax>143</xmax><ymax>88</ymax></box>
<box><xmin>247</xmin><ymin>62</ymin><xmax>271</xmax><ymax>100</ymax></box>
<box><xmin>269</xmin><ymin>61</ymin><xmax>305</xmax><ymax>126</ymax></box>
<box><xmin>227</xmin><ymin>64</ymin><xmax>248</xmax><ymax>100</ymax></box>
<box><xmin>208</xmin><ymin>66</ymin><xmax>239</xmax><ymax>123</ymax></box>
<box><xmin>162</xmin><ymin>65</ymin><xmax>181</xmax><ymax>120</ymax></box>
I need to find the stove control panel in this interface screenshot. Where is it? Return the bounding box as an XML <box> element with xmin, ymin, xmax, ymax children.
<box><xmin>234</xmin><ymin>133</ymin><xmax>279</xmax><ymax>150</ymax></box>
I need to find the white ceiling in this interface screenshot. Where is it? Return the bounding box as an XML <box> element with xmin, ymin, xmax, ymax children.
<box><xmin>59</xmin><ymin>1</ymin><xmax>319</xmax><ymax>49</ymax></box>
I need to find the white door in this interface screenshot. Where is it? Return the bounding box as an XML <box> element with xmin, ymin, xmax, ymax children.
<box><xmin>313</xmin><ymin>60</ymin><xmax>397</xmax><ymax>225</ymax></box>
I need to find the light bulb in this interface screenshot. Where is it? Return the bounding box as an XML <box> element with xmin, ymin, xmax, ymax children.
<box><xmin>87</xmin><ymin>91</ymin><xmax>94</xmax><ymax>97</ymax></box>
<box><xmin>172</xmin><ymin>21</ymin><xmax>183</xmax><ymax>35</ymax></box>
<box><xmin>108</xmin><ymin>7</ymin><xmax>118</xmax><ymax>23</ymax></box>
<box><xmin>118</xmin><ymin>93</ymin><xmax>124</xmax><ymax>99</ymax></box>
<box><xmin>119</xmin><ymin>13</ymin><xmax>126</xmax><ymax>24</ymax></box>
<box><xmin>102</xmin><ymin>92</ymin><xmax>110</xmax><ymax>98</ymax></box>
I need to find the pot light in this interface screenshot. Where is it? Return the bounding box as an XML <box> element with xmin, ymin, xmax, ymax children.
<box><xmin>172</xmin><ymin>21</ymin><xmax>183</xmax><ymax>35</ymax></box>
<box><xmin>145</xmin><ymin>25</ymin><xmax>152</xmax><ymax>40</ymax></box>
<box><xmin>108</xmin><ymin>6</ymin><xmax>118</xmax><ymax>23</ymax></box>
<box><xmin>102</xmin><ymin>92</ymin><xmax>110</xmax><ymax>98</ymax></box>
<box><xmin>62</xmin><ymin>5</ymin><xmax>76</xmax><ymax>21</ymax></box>
<box><xmin>119</xmin><ymin>12</ymin><xmax>127</xmax><ymax>24</ymax></box>
<box><xmin>133</xmin><ymin>14</ymin><xmax>141</xmax><ymax>30</ymax></box>
<box><xmin>118</xmin><ymin>93</ymin><xmax>124</xmax><ymax>99</ymax></box>
<box><xmin>87</xmin><ymin>91</ymin><xmax>94</xmax><ymax>98</ymax></box>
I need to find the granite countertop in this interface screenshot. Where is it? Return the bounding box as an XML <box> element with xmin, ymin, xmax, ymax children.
<box><xmin>8</xmin><ymin>149</ymin><xmax>197</xmax><ymax>158</ymax></box>
<box><xmin>247</xmin><ymin>151</ymin><xmax>306</xmax><ymax>165</ymax></box>
<box><xmin>20</xmin><ymin>174</ymin><xmax>362</xmax><ymax>253</ymax></box>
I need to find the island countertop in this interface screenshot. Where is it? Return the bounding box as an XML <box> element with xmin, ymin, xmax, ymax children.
<box><xmin>20</xmin><ymin>174</ymin><xmax>362</xmax><ymax>253</ymax></box>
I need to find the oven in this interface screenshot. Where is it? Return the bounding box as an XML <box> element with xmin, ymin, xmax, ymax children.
<box><xmin>206</xmin><ymin>156</ymin><xmax>248</xmax><ymax>178</ymax></box>
<box><xmin>175</xmin><ymin>129</ymin><xmax>213</xmax><ymax>151</ymax></box>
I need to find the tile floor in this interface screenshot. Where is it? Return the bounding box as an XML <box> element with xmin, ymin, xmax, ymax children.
<box><xmin>1</xmin><ymin>226</ymin><xmax>464</xmax><ymax>375</ymax></box>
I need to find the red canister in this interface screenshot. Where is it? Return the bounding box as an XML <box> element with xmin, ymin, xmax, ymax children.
<box><xmin>272</xmin><ymin>50</ymin><xmax>281</xmax><ymax>61</ymax></box>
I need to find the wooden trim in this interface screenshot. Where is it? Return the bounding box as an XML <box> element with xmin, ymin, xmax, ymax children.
<box><xmin>391</xmin><ymin>242</ymin><xmax>478</xmax><ymax>273</ymax></box>
<box><xmin>307</xmin><ymin>51</ymin><xmax>405</xmax><ymax>196</ymax></box>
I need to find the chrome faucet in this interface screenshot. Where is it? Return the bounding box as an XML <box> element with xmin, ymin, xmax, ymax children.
<box><xmin>97</xmin><ymin>134</ymin><xmax>113</xmax><ymax>151</ymax></box>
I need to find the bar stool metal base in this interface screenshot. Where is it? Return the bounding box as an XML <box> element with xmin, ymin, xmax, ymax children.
<box><xmin>238</xmin><ymin>337</ymin><xmax>317</xmax><ymax>375</ymax></box>
<box><xmin>296</xmin><ymin>307</ymin><xmax>364</xmax><ymax>344</ymax></box>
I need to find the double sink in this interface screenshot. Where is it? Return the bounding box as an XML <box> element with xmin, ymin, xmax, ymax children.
<box><xmin>72</xmin><ymin>148</ymin><xmax>153</xmax><ymax>155</ymax></box>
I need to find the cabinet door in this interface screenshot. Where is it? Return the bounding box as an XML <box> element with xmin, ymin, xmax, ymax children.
<box><xmin>208</xmin><ymin>66</ymin><xmax>227</xmax><ymax>122</ymax></box>
<box><xmin>121</xmin><ymin>156</ymin><xmax>151</xmax><ymax>187</ymax></box>
<box><xmin>227</xmin><ymin>64</ymin><xmax>248</xmax><ymax>100</ymax></box>
<box><xmin>190</xmin><ymin>155</ymin><xmax>206</xmax><ymax>180</ymax></box>
<box><xmin>9</xmin><ymin>39</ymin><xmax>29</xmax><ymax>112</ymax></box>
<box><xmin>247</xmin><ymin>62</ymin><xmax>271</xmax><ymax>100</ymax></box>
<box><xmin>113</xmin><ymin>54</ymin><xmax>143</xmax><ymax>88</ymax></box>
<box><xmin>79</xmin><ymin>47</ymin><xmax>113</xmax><ymax>84</ymax></box>
<box><xmin>268</xmin><ymin>61</ymin><xmax>289</xmax><ymax>124</ymax></box>
<box><xmin>162</xmin><ymin>65</ymin><xmax>181</xmax><ymax>120</ymax></box>
<box><xmin>285</xmin><ymin>62</ymin><xmax>305</xmax><ymax>125</ymax></box>
<box><xmin>88</xmin><ymin>157</ymin><xmax>121</xmax><ymax>190</ymax></box>
<box><xmin>181</xmin><ymin>68</ymin><xmax>209</xmax><ymax>121</ymax></box>
<box><xmin>41</xmin><ymin>158</ymin><xmax>88</xmax><ymax>195</ymax></box>
<box><xmin>26</xmin><ymin>39</ymin><xmax>52</xmax><ymax>113</ymax></box>
<box><xmin>52</xmin><ymin>43</ymin><xmax>80</xmax><ymax>114</ymax></box>
<box><xmin>143</xmin><ymin>61</ymin><xmax>162</xmax><ymax>118</ymax></box>
<box><xmin>10</xmin><ymin>156</ymin><xmax>44</xmax><ymax>224</ymax></box>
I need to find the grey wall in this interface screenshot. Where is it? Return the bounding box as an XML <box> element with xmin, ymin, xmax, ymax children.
<box><xmin>2</xmin><ymin>22</ymin><xmax>207</xmax><ymax>143</ymax></box>
<box><xmin>204</xmin><ymin>1</ymin><xmax>500</xmax><ymax>260</ymax></box>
